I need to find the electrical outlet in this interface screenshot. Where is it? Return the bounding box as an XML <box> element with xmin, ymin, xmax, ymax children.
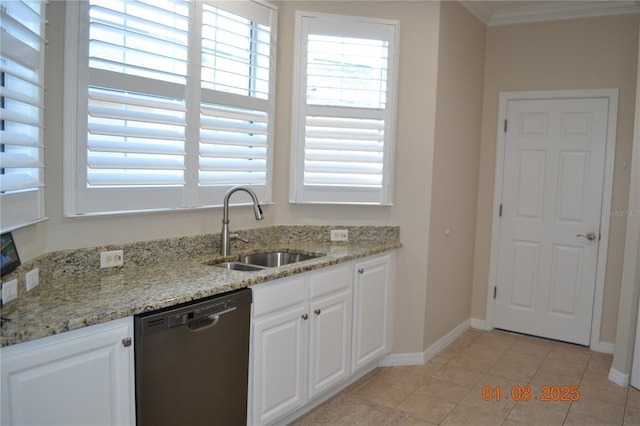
<box><xmin>330</xmin><ymin>229</ymin><xmax>349</xmax><ymax>242</ymax></box>
<box><xmin>100</xmin><ymin>250</ymin><xmax>124</xmax><ymax>268</ymax></box>
<box><xmin>2</xmin><ymin>279</ymin><xmax>18</xmax><ymax>304</ymax></box>
<box><xmin>26</xmin><ymin>268</ymin><xmax>40</xmax><ymax>292</ymax></box>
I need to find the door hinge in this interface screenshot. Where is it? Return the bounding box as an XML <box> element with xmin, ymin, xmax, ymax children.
<box><xmin>504</xmin><ymin>120</ymin><xmax>508</xmax><ymax>133</ymax></box>
<box><xmin>493</xmin><ymin>286</ymin><xmax>497</xmax><ymax>299</ymax></box>
<box><xmin>499</xmin><ymin>204</ymin><xmax>503</xmax><ymax>217</ymax></box>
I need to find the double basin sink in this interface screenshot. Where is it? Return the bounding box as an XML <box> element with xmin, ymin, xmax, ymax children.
<box><xmin>214</xmin><ymin>251</ymin><xmax>324</xmax><ymax>271</ymax></box>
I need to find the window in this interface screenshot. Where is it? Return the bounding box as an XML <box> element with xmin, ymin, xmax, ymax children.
<box><xmin>290</xmin><ymin>12</ymin><xmax>399</xmax><ymax>205</ymax></box>
<box><xmin>65</xmin><ymin>0</ymin><xmax>276</xmax><ymax>215</ymax></box>
<box><xmin>0</xmin><ymin>0</ymin><xmax>47</xmax><ymax>231</ymax></box>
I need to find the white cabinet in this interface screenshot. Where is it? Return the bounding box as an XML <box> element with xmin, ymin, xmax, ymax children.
<box><xmin>1</xmin><ymin>317</ymin><xmax>135</xmax><ymax>426</ymax></box>
<box><xmin>251</xmin><ymin>276</ymin><xmax>308</xmax><ymax>425</ymax></box>
<box><xmin>250</xmin><ymin>264</ymin><xmax>353</xmax><ymax>426</ymax></box>
<box><xmin>250</xmin><ymin>251</ymin><xmax>396</xmax><ymax>425</ymax></box>
<box><xmin>351</xmin><ymin>252</ymin><xmax>395</xmax><ymax>373</ymax></box>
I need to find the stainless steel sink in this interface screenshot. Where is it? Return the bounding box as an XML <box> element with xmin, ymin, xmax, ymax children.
<box><xmin>214</xmin><ymin>261</ymin><xmax>267</xmax><ymax>272</ymax></box>
<box><xmin>237</xmin><ymin>252</ymin><xmax>321</xmax><ymax>268</ymax></box>
<box><xmin>212</xmin><ymin>251</ymin><xmax>324</xmax><ymax>271</ymax></box>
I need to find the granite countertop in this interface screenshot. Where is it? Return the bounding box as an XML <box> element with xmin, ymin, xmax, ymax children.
<box><xmin>0</xmin><ymin>226</ymin><xmax>400</xmax><ymax>347</ymax></box>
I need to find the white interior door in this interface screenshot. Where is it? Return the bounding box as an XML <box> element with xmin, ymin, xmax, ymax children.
<box><xmin>493</xmin><ymin>97</ymin><xmax>609</xmax><ymax>346</ymax></box>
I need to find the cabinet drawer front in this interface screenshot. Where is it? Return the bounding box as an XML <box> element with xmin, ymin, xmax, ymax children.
<box><xmin>252</xmin><ymin>276</ymin><xmax>306</xmax><ymax>317</ymax></box>
<box><xmin>309</xmin><ymin>264</ymin><xmax>353</xmax><ymax>299</ymax></box>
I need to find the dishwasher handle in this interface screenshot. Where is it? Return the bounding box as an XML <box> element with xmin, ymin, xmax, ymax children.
<box><xmin>187</xmin><ymin>306</ymin><xmax>237</xmax><ymax>332</ymax></box>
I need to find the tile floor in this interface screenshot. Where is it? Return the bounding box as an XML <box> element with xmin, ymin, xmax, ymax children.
<box><xmin>291</xmin><ymin>329</ymin><xmax>640</xmax><ymax>425</ymax></box>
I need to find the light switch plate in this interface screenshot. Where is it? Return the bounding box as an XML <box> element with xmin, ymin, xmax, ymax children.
<box><xmin>2</xmin><ymin>279</ymin><xmax>18</xmax><ymax>304</ymax></box>
<box><xmin>26</xmin><ymin>268</ymin><xmax>40</xmax><ymax>292</ymax></box>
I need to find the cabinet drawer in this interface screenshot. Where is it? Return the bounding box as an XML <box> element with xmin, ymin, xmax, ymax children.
<box><xmin>309</xmin><ymin>264</ymin><xmax>352</xmax><ymax>299</ymax></box>
<box><xmin>252</xmin><ymin>275</ymin><xmax>306</xmax><ymax>317</ymax></box>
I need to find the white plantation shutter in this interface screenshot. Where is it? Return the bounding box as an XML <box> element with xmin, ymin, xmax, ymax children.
<box><xmin>198</xmin><ymin>2</ymin><xmax>274</xmax><ymax>193</ymax></box>
<box><xmin>304</xmin><ymin>116</ymin><xmax>385</xmax><ymax>187</ymax></box>
<box><xmin>290</xmin><ymin>13</ymin><xmax>399</xmax><ymax>205</ymax></box>
<box><xmin>201</xmin><ymin>3</ymin><xmax>271</xmax><ymax>99</ymax></box>
<box><xmin>66</xmin><ymin>0</ymin><xmax>276</xmax><ymax>215</ymax></box>
<box><xmin>87</xmin><ymin>87</ymin><xmax>186</xmax><ymax>187</ymax></box>
<box><xmin>0</xmin><ymin>0</ymin><xmax>47</xmax><ymax>231</ymax></box>
<box><xmin>199</xmin><ymin>104</ymin><xmax>268</xmax><ymax>186</ymax></box>
<box><xmin>88</xmin><ymin>0</ymin><xmax>189</xmax><ymax>84</ymax></box>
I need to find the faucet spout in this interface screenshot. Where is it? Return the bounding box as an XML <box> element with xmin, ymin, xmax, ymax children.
<box><xmin>221</xmin><ymin>186</ymin><xmax>264</xmax><ymax>256</ymax></box>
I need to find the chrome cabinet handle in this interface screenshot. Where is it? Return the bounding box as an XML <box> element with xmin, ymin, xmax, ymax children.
<box><xmin>122</xmin><ymin>337</ymin><xmax>132</xmax><ymax>348</ymax></box>
<box><xmin>301</xmin><ymin>314</ymin><xmax>308</xmax><ymax>320</ymax></box>
<box><xmin>576</xmin><ymin>232</ymin><xmax>597</xmax><ymax>241</ymax></box>
<box><xmin>314</xmin><ymin>309</ymin><xmax>321</xmax><ymax>315</ymax></box>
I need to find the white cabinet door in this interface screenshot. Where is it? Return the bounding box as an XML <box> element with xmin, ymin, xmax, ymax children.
<box><xmin>1</xmin><ymin>317</ymin><xmax>135</xmax><ymax>426</ymax></box>
<box><xmin>252</xmin><ymin>304</ymin><xmax>308</xmax><ymax>425</ymax></box>
<box><xmin>307</xmin><ymin>263</ymin><xmax>352</xmax><ymax>399</ymax></box>
<box><xmin>308</xmin><ymin>289</ymin><xmax>352</xmax><ymax>399</ymax></box>
<box><xmin>352</xmin><ymin>253</ymin><xmax>395</xmax><ymax>373</ymax></box>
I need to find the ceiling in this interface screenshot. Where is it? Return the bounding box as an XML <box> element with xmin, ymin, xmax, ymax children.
<box><xmin>459</xmin><ymin>0</ymin><xmax>640</xmax><ymax>26</ymax></box>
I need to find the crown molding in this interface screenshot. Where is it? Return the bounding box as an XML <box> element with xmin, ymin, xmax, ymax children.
<box><xmin>458</xmin><ymin>0</ymin><xmax>495</xmax><ymax>24</ymax></box>
<box><xmin>459</xmin><ymin>1</ymin><xmax>640</xmax><ymax>26</ymax></box>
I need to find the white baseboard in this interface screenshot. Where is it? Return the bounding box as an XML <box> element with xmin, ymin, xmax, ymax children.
<box><xmin>469</xmin><ymin>320</ymin><xmax>615</xmax><ymax>355</ymax></box>
<box><xmin>608</xmin><ymin>367</ymin><xmax>629</xmax><ymax>387</ymax></box>
<box><xmin>423</xmin><ymin>319</ymin><xmax>471</xmax><ymax>362</ymax></box>
<box><xmin>380</xmin><ymin>319</ymin><xmax>471</xmax><ymax>367</ymax></box>
<box><xmin>592</xmin><ymin>341</ymin><xmax>615</xmax><ymax>354</ymax></box>
<box><xmin>471</xmin><ymin>318</ymin><xmax>491</xmax><ymax>330</ymax></box>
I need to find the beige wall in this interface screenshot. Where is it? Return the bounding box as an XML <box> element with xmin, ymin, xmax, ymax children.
<box><xmin>424</xmin><ymin>1</ymin><xmax>485</xmax><ymax>347</ymax></box>
<box><xmin>471</xmin><ymin>14</ymin><xmax>640</xmax><ymax>344</ymax></box>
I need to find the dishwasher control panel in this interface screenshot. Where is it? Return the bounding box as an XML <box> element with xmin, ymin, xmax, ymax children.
<box><xmin>168</xmin><ymin>299</ymin><xmax>236</xmax><ymax>328</ymax></box>
<box><xmin>136</xmin><ymin>289</ymin><xmax>252</xmax><ymax>336</ymax></box>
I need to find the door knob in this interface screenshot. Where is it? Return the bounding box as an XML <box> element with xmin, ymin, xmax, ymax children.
<box><xmin>576</xmin><ymin>232</ymin><xmax>597</xmax><ymax>241</ymax></box>
<box><xmin>301</xmin><ymin>314</ymin><xmax>308</xmax><ymax>320</ymax></box>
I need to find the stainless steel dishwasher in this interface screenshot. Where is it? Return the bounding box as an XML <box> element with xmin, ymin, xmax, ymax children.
<box><xmin>134</xmin><ymin>288</ymin><xmax>252</xmax><ymax>426</ymax></box>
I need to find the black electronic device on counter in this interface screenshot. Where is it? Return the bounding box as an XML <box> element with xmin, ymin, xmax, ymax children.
<box><xmin>1</xmin><ymin>232</ymin><xmax>21</xmax><ymax>276</ymax></box>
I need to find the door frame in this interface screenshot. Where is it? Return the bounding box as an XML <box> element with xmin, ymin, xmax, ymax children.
<box><xmin>485</xmin><ymin>89</ymin><xmax>619</xmax><ymax>351</ymax></box>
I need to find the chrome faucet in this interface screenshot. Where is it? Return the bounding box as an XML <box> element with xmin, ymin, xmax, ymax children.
<box><xmin>221</xmin><ymin>186</ymin><xmax>263</xmax><ymax>256</ymax></box>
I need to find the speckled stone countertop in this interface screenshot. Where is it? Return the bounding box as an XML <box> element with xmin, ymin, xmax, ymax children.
<box><xmin>0</xmin><ymin>225</ymin><xmax>400</xmax><ymax>347</ymax></box>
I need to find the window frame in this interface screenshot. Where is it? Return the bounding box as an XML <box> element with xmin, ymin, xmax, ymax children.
<box><xmin>289</xmin><ymin>11</ymin><xmax>400</xmax><ymax>205</ymax></box>
<box><xmin>64</xmin><ymin>0</ymin><xmax>277</xmax><ymax>217</ymax></box>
